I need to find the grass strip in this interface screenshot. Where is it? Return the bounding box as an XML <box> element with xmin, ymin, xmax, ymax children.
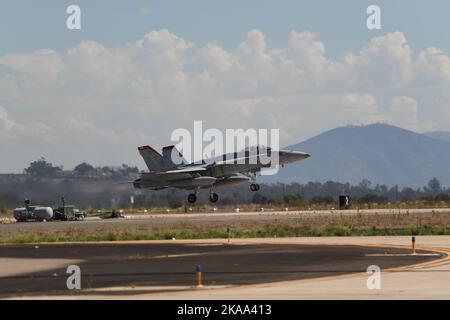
<box><xmin>1</xmin><ymin>224</ymin><xmax>449</xmax><ymax>244</ymax></box>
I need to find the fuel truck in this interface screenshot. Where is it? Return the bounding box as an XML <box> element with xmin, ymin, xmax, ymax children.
<box><xmin>13</xmin><ymin>199</ymin><xmax>53</xmax><ymax>222</ymax></box>
<box><xmin>13</xmin><ymin>198</ymin><xmax>85</xmax><ymax>222</ymax></box>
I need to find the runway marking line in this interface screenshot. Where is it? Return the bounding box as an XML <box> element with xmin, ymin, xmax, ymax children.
<box><xmin>152</xmin><ymin>253</ymin><xmax>206</xmax><ymax>259</ymax></box>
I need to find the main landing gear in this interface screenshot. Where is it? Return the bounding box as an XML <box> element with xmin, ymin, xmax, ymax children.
<box><xmin>187</xmin><ymin>193</ymin><xmax>197</xmax><ymax>203</ymax></box>
<box><xmin>187</xmin><ymin>190</ymin><xmax>219</xmax><ymax>203</ymax></box>
<box><xmin>250</xmin><ymin>183</ymin><xmax>260</xmax><ymax>192</ymax></box>
<box><xmin>209</xmin><ymin>191</ymin><xmax>219</xmax><ymax>203</ymax></box>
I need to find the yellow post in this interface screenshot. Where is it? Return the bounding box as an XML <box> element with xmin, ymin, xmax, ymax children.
<box><xmin>412</xmin><ymin>236</ymin><xmax>416</xmax><ymax>255</ymax></box>
<box><xmin>196</xmin><ymin>264</ymin><xmax>203</xmax><ymax>288</ymax></box>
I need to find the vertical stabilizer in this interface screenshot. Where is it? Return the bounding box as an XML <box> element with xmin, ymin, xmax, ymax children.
<box><xmin>162</xmin><ymin>145</ymin><xmax>187</xmax><ymax>168</ymax></box>
<box><xmin>138</xmin><ymin>146</ymin><xmax>165</xmax><ymax>171</ymax></box>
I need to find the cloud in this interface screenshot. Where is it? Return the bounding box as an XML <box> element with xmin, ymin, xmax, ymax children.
<box><xmin>195</xmin><ymin>42</ymin><xmax>238</xmax><ymax>73</ymax></box>
<box><xmin>0</xmin><ymin>29</ymin><xmax>449</xmax><ymax>171</ymax></box>
<box><xmin>0</xmin><ymin>107</ymin><xmax>15</xmax><ymax>131</ymax></box>
<box><xmin>388</xmin><ymin>96</ymin><xmax>418</xmax><ymax>124</ymax></box>
<box><xmin>386</xmin><ymin>96</ymin><xmax>437</xmax><ymax>132</ymax></box>
<box><xmin>352</xmin><ymin>32</ymin><xmax>413</xmax><ymax>87</ymax></box>
<box><xmin>413</xmin><ymin>47</ymin><xmax>450</xmax><ymax>86</ymax></box>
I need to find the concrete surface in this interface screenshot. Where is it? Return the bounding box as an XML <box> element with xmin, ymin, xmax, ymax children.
<box><xmin>1</xmin><ymin>236</ymin><xmax>450</xmax><ymax>299</ymax></box>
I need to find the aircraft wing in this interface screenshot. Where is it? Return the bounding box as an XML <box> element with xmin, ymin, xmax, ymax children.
<box><xmin>162</xmin><ymin>166</ymin><xmax>207</xmax><ymax>174</ymax></box>
<box><xmin>140</xmin><ymin>166</ymin><xmax>207</xmax><ymax>181</ymax></box>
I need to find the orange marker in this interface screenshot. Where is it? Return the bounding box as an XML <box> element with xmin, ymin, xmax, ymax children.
<box><xmin>196</xmin><ymin>264</ymin><xmax>203</xmax><ymax>288</ymax></box>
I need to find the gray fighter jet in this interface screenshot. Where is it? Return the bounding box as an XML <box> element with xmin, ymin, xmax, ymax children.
<box><xmin>133</xmin><ymin>145</ymin><xmax>310</xmax><ymax>203</ymax></box>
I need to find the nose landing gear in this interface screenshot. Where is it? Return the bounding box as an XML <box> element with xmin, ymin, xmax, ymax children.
<box><xmin>209</xmin><ymin>192</ymin><xmax>219</xmax><ymax>203</ymax></box>
<box><xmin>250</xmin><ymin>183</ymin><xmax>260</xmax><ymax>192</ymax></box>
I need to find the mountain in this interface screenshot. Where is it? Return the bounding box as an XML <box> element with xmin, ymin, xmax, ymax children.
<box><xmin>263</xmin><ymin>124</ymin><xmax>450</xmax><ymax>188</ymax></box>
<box><xmin>424</xmin><ymin>131</ymin><xmax>450</xmax><ymax>144</ymax></box>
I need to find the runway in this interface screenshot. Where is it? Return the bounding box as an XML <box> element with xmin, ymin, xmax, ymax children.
<box><xmin>1</xmin><ymin>208</ymin><xmax>449</xmax><ymax>237</ymax></box>
<box><xmin>0</xmin><ymin>241</ymin><xmax>439</xmax><ymax>298</ymax></box>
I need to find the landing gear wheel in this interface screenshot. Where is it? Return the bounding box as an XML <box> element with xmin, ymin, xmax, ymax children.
<box><xmin>250</xmin><ymin>183</ymin><xmax>260</xmax><ymax>192</ymax></box>
<box><xmin>209</xmin><ymin>193</ymin><xmax>219</xmax><ymax>203</ymax></box>
<box><xmin>187</xmin><ymin>193</ymin><xmax>197</xmax><ymax>203</ymax></box>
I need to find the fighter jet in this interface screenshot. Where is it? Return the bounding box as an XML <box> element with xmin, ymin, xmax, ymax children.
<box><xmin>133</xmin><ymin>145</ymin><xmax>310</xmax><ymax>203</ymax></box>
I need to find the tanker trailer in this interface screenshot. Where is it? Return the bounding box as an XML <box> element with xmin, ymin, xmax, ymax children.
<box><xmin>33</xmin><ymin>207</ymin><xmax>54</xmax><ymax>221</ymax></box>
<box><xmin>13</xmin><ymin>200</ymin><xmax>54</xmax><ymax>222</ymax></box>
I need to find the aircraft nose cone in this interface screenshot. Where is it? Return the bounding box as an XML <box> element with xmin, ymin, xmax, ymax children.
<box><xmin>292</xmin><ymin>151</ymin><xmax>310</xmax><ymax>160</ymax></box>
<box><xmin>279</xmin><ymin>150</ymin><xmax>310</xmax><ymax>164</ymax></box>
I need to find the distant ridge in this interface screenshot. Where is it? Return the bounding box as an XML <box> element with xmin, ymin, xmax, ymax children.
<box><xmin>264</xmin><ymin>123</ymin><xmax>450</xmax><ymax>187</ymax></box>
<box><xmin>424</xmin><ymin>131</ymin><xmax>450</xmax><ymax>144</ymax></box>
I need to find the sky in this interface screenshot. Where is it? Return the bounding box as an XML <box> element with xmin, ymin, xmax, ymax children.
<box><xmin>0</xmin><ymin>0</ymin><xmax>449</xmax><ymax>172</ymax></box>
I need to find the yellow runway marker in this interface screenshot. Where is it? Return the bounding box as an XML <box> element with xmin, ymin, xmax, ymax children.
<box><xmin>392</xmin><ymin>246</ymin><xmax>450</xmax><ymax>271</ymax></box>
<box><xmin>365</xmin><ymin>253</ymin><xmax>440</xmax><ymax>257</ymax></box>
<box><xmin>361</xmin><ymin>243</ymin><xmax>450</xmax><ymax>271</ymax></box>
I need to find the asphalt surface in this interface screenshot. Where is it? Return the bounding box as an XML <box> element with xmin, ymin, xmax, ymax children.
<box><xmin>0</xmin><ymin>242</ymin><xmax>438</xmax><ymax>298</ymax></box>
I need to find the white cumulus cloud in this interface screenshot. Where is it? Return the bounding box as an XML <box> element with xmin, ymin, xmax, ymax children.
<box><xmin>0</xmin><ymin>29</ymin><xmax>449</xmax><ymax>172</ymax></box>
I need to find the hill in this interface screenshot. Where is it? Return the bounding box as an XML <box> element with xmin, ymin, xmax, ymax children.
<box><xmin>264</xmin><ymin>124</ymin><xmax>450</xmax><ymax>187</ymax></box>
<box><xmin>424</xmin><ymin>131</ymin><xmax>450</xmax><ymax>143</ymax></box>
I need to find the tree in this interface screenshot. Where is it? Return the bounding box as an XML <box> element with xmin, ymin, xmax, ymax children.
<box><xmin>424</xmin><ymin>178</ymin><xmax>442</xmax><ymax>196</ymax></box>
<box><xmin>358</xmin><ymin>179</ymin><xmax>372</xmax><ymax>190</ymax></box>
<box><xmin>358</xmin><ymin>193</ymin><xmax>388</xmax><ymax>204</ymax></box>
<box><xmin>435</xmin><ymin>193</ymin><xmax>450</xmax><ymax>202</ymax></box>
<box><xmin>24</xmin><ymin>158</ymin><xmax>63</xmax><ymax>177</ymax></box>
<box><xmin>283</xmin><ymin>192</ymin><xmax>303</xmax><ymax>205</ymax></box>
<box><xmin>117</xmin><ymin>164</ymin><xmax>139</xmax><ymax>176</ymax></box>
<box><xmin>0</xmin><ymin>192</ymin><xmax>20</xmax><ymax>209</ymax></box>
<box><xmin>73</xmin><ymin>162</ymin><xmax>96</xmax><ymax>176</ymax></box>
<box><xmin>253</xmin><ymin>193</ymin><xmax>268</xmax><ymax>204</ymax></box>
<box><xmin>400</xmin><ymin>187</ymin><xmax>417</xmax><ymax>202</ymax></box>
<box><xmin>310</xmin><ymin>195</ymin><xmax>334</xmax><ymax>205</ymax></box>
